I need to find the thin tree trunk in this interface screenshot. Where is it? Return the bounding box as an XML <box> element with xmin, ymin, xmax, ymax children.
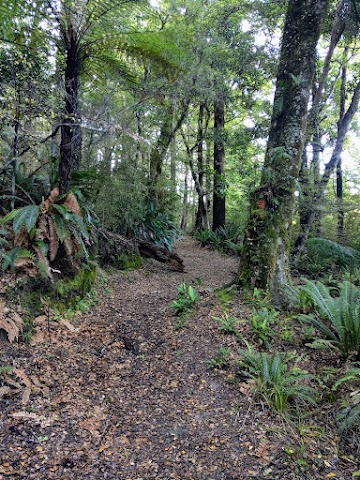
<box><xmin>11</xmin><ymin>119</ymin><xmax>20</xmax><ymax>210</ymax></box>
<box><xmin>181</xmin><ymin>163</ymin><xmax>189</xmax><ymax>231</ymax></box>
<box><xmin>170</xmin><ymin>101</ymin><xmax>177</xmax><ymax>193</ymax></box>
<box><xmin>195</xmin><ymin>103</ymin><xmax>209</xmax><ymax>230</ymax></box>
<box><xmin>148</xmin><ymin>100</ymin><xmax>189</xmax><ymax>202</ymax></box>
<box><xmin>238</xmin><ymin>0</ymin><xmax>327</xmax><ymax>307</ymax></box>
<box><xmin>293</xmin><ymin>73</ymin><xmax>360</xmax><ymax>264</ymax></box>
<box><xmin>213</xmin><ymin>92</ymin><xmax>226</xmax><ymax>231</ymax></box>
<box><xmin>59</xmin><ymin>34</ymin><xmax>82</xmax><ymax>195</ymax></box>
<box><xmin>293</xmin><ymin>5</ymin><xmax>350</xmax><ymax>260</ymax></box>
<box><xmin>337</xmin><ymin>158</ymin><xmax>344</xmax><ymax>242</ymax></box>
<box><xmin>337</xmin><ymin>57</ymin><xmax>347</xmax><ymax>243</ymax></box>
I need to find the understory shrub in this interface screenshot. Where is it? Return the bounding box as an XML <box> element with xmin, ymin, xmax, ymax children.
<box><xmin>332</xmin><ymin>365</ymin><xmax>360</xmax><ymax>434</ymax></box>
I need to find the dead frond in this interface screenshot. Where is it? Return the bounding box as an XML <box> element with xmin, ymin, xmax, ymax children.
<box><xmin>47</xmin><ymin>215</ymin><xmax>59</xmax><ymax>261</ymax></box>
<box><xmin>64</xmin><ymin>191</ymin><xmax>82</xmax><ymax>216</ymax></box>
<box><xmin>0</xmin><ymin>303</ymin><xmax>24</xmax><ymax>343</ymax></box>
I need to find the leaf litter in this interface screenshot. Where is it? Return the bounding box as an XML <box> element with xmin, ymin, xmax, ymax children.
<box><xmin>0</xmin><ymin>237</ymin><xmax>358</xmax><ymax>479</ymax></box>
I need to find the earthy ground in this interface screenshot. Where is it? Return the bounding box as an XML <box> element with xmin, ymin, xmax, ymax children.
<box><xmin>0</xmin><ymin>237</ymin><xmax>359</xmax><ymax>479</ymax></box>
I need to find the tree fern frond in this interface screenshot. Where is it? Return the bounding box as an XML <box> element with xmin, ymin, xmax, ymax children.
<box><xmin>52</xmin><ymin>214</ymin><xmax>69</xmax><ymax>243</ymax></box>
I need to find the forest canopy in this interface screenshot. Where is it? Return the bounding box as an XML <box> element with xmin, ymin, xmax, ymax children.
<box><xmin>0</xmin><ymin>0</ymin><xmax>359</xmax><ymax>301</ymax></box>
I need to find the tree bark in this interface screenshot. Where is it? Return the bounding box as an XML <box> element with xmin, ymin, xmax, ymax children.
<box><xmin>11</xmin><ymin>119</ymin><xmax>20</xmax><ymax>210</ymax></box>
<box><xmin>147</xmin><ymin>100</ymin><xmax>189</xmax><ymax>202</ymax></box>
<box><xmin>238</xmin><ymin>0</ymin><xmax>327</xmax><ymax>307</ymax></box>
<box><xmin>59</xmin><ymin>28</ymin><xmax>82</xmax><ymax>195</ymax></box>
<box><xmin>213</xmin><ymin>91</ymin><xmax>226</xmax><ymax>231</ymax></box>
<box><xmin>195</xmin><ymin>103</ymin><xmax>209</xmax><ymax>230</ymax></box>
<box><xmin>181</xmin><ymin>163</ymin><xmax>189</xmax><ymax>231</ymax></box>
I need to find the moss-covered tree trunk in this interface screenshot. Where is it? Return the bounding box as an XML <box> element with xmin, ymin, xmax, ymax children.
<box><xmin>238</xmin><ymin>0</ymin><xmax>327</xmax><ymax>307</ymax></box>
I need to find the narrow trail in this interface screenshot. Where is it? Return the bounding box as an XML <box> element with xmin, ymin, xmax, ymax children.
<box><xmin>1</xmin><ymin>238</ymin><xmax>354</xmax><ymax>479</ymax></box>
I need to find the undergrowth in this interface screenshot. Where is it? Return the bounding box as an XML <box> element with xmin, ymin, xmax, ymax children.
<box><xmin>193</xmin><ymin>224</ymin><xmax>242</xmax><ymax>255</ymax></box>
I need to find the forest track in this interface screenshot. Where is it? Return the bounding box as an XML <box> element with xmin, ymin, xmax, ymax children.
<box><xmin>0</xmin><ymin>237</ymin><xmax>356</xmax><ymax>479</ymax></box>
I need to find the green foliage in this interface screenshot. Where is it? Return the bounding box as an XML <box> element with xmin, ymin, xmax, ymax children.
<box><xmin>0</xmin><ymin>245</ymin><xmax>34</xmax><ymax>272</ymax></box>
<box><xmin>332</xmin><ymin>364</ymin><xmax>360</xmax><ymax>433</ymax></box>
<box><xmin>134</xmin><ymin>203</ymin><xmax>181</xmax><ymax>251</ymax></box>
<box><xmin>0</xmin><ymin>365</ymin><xmax>14</xmax><ymax>375</ymax></box>
<box><xmin>298</xmin><ymin>280</ymin><xmax>360</xmax><ymax>359</ymax></box>
<box><xmin>250</xmin><ymin>307</ymin><xmax>278</xmax><ymax>347</ymax></box>
<box><xmin>299</xmin><ymin>238</ymin><xmax>360</xmax><ymax>277</ymax></box>
<box><xmin>171</xmin><ymin>282</ymin><xmax>199</xmax><ymax>317</ymax></box>
<box><xmin>51</xmin><ymin>262</ymin><xmax>98</xmax><ymax>310</ymax></box>
<box><xmin>208</xmin><ymin>347</ymin><xmax>232</xmax><ymax>369</ymax></box>
<box><xmin>193</xmin><ymin>224</ymin><xmax>242</xmax><ymax>255</ymax></box>
<box><xmin>343</xmin><ymin>267</ymin><xmax>360</xmax><ymax>286</ymax></box>
<box><xmin>245</xmin><ymin>287</ymin><xmax>271</xmax><ymax>309</ymax></box>
<box><xmin>214</xmin><ymin>286</ymin><xmax>237</xmax><ymax>310</ymax></box>
<box><xmin>0</xmin><ymin>192</ymin><xmax>93</xmax><ymax>275</ymax></box>
<box><xmin>238</xmin><ymin>347</ymin><xmax>317</xmax><ymax>412</ymax></box>
<box><xmin>213</xmin><ymin>313</ymin><xmax>238</xmax><ymax>333</ymax></box>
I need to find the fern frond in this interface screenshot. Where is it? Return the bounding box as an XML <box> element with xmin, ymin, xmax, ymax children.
<box><xmin>298</xmin><ymin>280</ymin><xmax>360</xmax><ymax>358</ymax></box>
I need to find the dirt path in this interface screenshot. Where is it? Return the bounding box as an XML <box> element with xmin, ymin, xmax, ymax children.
<box><xmin>0</xmin><ymin>238</ymin><xmax>356</xmax><ymax>479</ymax></box>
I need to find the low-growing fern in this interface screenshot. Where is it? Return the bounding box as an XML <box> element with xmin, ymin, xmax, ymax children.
<box><xmin>298</xmin><ymin>280</ymin><xmax>360</xmax><ymax>359</ymax></box>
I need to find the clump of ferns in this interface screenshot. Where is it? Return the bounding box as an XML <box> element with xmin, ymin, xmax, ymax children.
<box><xmin>297</xmin><ymin>280</ymin><xmax>360</xmax><ymax>361</ymax></box>
<box><xmin>0</xmin><ymin>188</ymin><xmax>92</xmax><ymax>280</ymax></box>
<box><xmin>237</xmin><ymin>345</ymin><xmax>318</xmax><ymax>412</ymax></box>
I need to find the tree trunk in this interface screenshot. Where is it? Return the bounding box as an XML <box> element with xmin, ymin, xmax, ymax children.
<box><xmin>181</xmin><ymin>163</ymin><xmax>189</xmax><ymax>231</ymax></box>
<box><xmin>337</xmin><ymin>158</ymin><xmax>344</xmax><ymax>242</ymax></box>
<box><xmin>59</xmin><ymin>34</ymin><xmax>82</xmax><ymax>195</ymax></box>
<box><xmin>293</xmin><ymin>70</ymin><xmax>360</xmax><ymax>264</ymax></box>
<box><xmin>195</xmin><ymin>103</ymin><xmax>209</xmax><ymax>230</ymax></box>
<box><xmin>11</xmin><ymin>119</ymin><xmax>20</xmax><ymax>210</ymax></box>
<box><xmin>147</xmin><ymin>101</ymin><xmax>189</xmax><ymax>202</ymax></box>
<box><xmin>238</xmin><ymin>0</ymin><xmax>327</xmax><ymax>307</ymax></box>
<box><xmin>213</xmin><ymin>92</ymin><xmax>226</xmax><ymax>231</ymax></box>
<box><xmin>292</xmin><ymin>9</ymin><xmax>350</xmax><ymax>262</ymax></box>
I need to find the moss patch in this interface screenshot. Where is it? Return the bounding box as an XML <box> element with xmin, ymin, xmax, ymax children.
<box><xmin>5</xmin><ymin>262</ymin><xmax>98</xmax><ymax>340</ymax></box>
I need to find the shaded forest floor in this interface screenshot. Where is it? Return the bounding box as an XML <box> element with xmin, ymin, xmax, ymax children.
<box><xmin>0</xmin><ymin>237</ymin><xmax>359</xmax><ymax>479</ymax></box>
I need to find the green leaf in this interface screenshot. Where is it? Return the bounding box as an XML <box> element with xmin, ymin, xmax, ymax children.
<box><xmin>13</xmin><ymin>205</ymin><xmax>39</xmax><ymax>234</ymax></box>
<box><xmin>0</xmin><ymin>209</ymin><xmax>20</xmax><ymax>226</ymax></box>
<box><xmin>52</xmin><ymin>214</ymin><xmax>68</xmax><ymax>242</ymax></box>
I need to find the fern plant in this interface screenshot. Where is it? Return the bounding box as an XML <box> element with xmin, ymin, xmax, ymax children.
<box><xmin>238</xmin><ymin>347</ymin><xmax>317</xmax><ymax>412</ymax></box>
<box><xmin>332</xmin><ymin>365</ymin><xmax>360</xmax><ymax>433</ymax></box>
<box><xmin>171</xmin><ymin>282</ymin><xmax>199</xmax><ymax>316</ymax></box>
<box><xmin>297</xmin><ymin>280</ymin><xmax>360</xmax><ymax>359</ymax></box>
<box><xmin>0</xmin><ymin>189</ymin><xmax>92</xmax><ymax>278</ymax></box>
<box><xmin>299</xmin><ymin>238</ymin><xmax>360</xmax><ymax>276</ymax></box>
<box><xmin>193</xmin><ymin>224</ymin><xmax>242</xmax><ymax>255</ymax></box>
<box><xmin>250</xmin><ymin>307</ymin><xmax>278</xmax><ymax>347</ymax></box>
<box><xmin>213</xmin><ymin>313</ymin><xmax>238</xmax><ymax>333</ymax></box>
